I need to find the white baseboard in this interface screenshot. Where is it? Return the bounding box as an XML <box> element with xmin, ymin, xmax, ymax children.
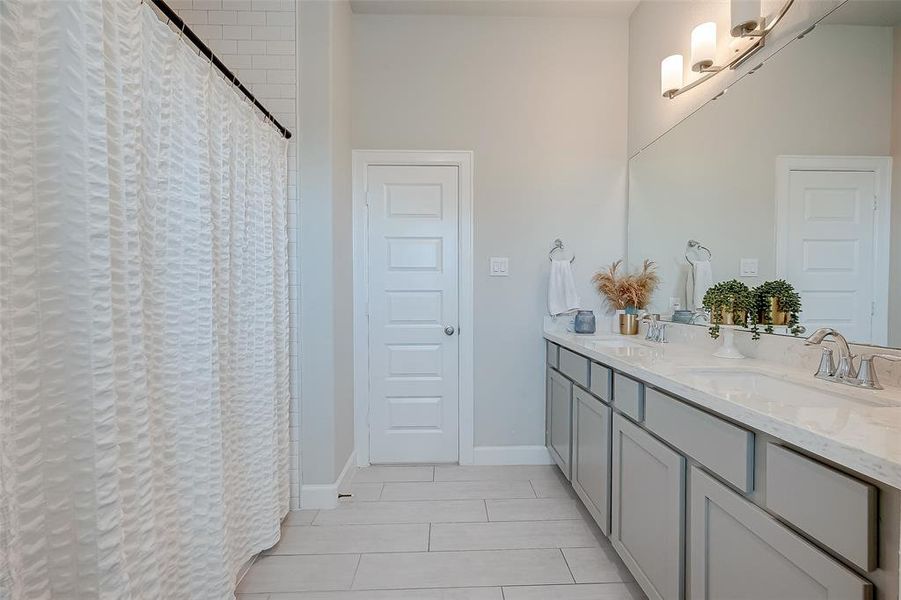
<box><xmin>300</xmin><ymin>450</ymin><xmax>357</xmax><ymax>510</ymax></box>
<box><xmin>473</xmin><ymin>445</ymin><xmax>553</xmax><ymax>466</ymax></box>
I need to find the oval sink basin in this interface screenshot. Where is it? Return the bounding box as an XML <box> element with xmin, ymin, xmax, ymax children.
<box><xmin>586</xmin><ymin>339</ymin><xmax>642</xmax><ymax>349</ymax></box>
<box><xmin>678</xmin><ymin>368</ymin><xmax>886</xmax><ymax>408</ymax></box>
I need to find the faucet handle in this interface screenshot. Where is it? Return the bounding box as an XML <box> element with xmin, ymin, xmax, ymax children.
<box><xmin>814</xmin><ymin>347</ymin><xmax>836</xmax><ymax>380</ymax></box>
<box><xmin>849</xmin><ymin>353</ymin><xmax>901</xmax><ymax>390</ymax></box>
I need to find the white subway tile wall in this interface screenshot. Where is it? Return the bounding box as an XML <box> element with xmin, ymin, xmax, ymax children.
<box><xmin>169</xmin><ymin>0</ymin><xmax>301</xmax><ymax>509</ymax></box>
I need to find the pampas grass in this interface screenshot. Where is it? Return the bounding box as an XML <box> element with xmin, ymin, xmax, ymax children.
<box><xmin>592</xmin><ymin>259</ymin><xmax>659</xmax><ymax>311</ymax></box>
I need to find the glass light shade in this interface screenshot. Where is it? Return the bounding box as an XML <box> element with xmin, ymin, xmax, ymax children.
<box><xmin>731</xmin><ymin>0</ymin><xmax>761</xmax><ymax>36</ymax></box>
<box><xmin>691</xmin><ymin>22</ymin><xmax>717</xmax><ymax>72</ymax></box>
<box><xmin>661</xmin><ymin>54</ymin><xmax>684</xmax><ymax>98</ymax></box>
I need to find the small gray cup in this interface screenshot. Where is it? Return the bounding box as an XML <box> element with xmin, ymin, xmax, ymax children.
<box><xmin>573</xmin><ymin>310</ymin><xmax>596</xmax><ymax>334</ymax></box>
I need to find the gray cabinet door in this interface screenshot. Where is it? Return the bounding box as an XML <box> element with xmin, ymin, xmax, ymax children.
<box><xmin>612</xmin><ymin>413</ymin><xmax>684</xmax><ymax>600</ymax></box>
<box><xmin>689</xmin><ymin>466</ymin><xmax>872</xmax><ymax>600</ymax></box>
<box><xmin>548</xmin><ymin>368</ymin><xmax>572</xmax><ymax>480</ymax></box>
<box><xmin>546</xmin><ymin>366</ymin><xmax>553</xmax><ymax>448</ymax></box>
<box><xmin>573</xmin><ymin>385</ymin><xmax>612</xmax><ymax>535</ymax></box>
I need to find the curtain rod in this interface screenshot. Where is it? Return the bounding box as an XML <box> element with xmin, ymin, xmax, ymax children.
<box><xmin>146</xmin><ymin>0</ymin><xmax>293</xmax><ymax>140</ymax></box>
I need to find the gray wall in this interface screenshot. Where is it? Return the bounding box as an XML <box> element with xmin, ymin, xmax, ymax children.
<box><xmin>331</xmin><ymin>0</ymin><xmax>355</xmax><ymax>485</ymax></box>
<box><xmin>352</xmin><ymin>14</ymin><xmax>629</xmax><ymax>448</ymax></box>
<box><xmin>299</xmin><ymin>0</ymin><xmax>354</xmax><ymax>485</ymax></box>
<box><xmin>891</xmin><ymin>27</ymin><xmax>901</xmax><ymax>346</ymax></box>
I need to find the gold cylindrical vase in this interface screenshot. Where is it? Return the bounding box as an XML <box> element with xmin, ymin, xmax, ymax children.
<box><xmin>767</xmin><ymin>297</ymin><xmax>789</xmax><ymax>326</ymax></box>
<box><xmin>619</xmin><ymin>313</ymin><xmax>639</xmax><ymax>335</ymax></box>
<box><xmin>712</xmin><ymin>307</ymin><xmax>746</xmax><ymax>326</ymax></box>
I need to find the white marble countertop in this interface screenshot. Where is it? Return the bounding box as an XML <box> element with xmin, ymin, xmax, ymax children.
<box><xmin>544</xmin><ymin>326</ymin><xmax>901</xmax><ymax>490</ymax></box>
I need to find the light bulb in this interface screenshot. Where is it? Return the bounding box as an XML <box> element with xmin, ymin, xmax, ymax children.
<box><xmin>661</xmin><ymin>54</ymin><xmax>684</xmax><ymax>98</ymax></box>
<box><xmin>691</xmin><ymin>22</ymin><xmax>717</xmax><ymax>72</ymax></box>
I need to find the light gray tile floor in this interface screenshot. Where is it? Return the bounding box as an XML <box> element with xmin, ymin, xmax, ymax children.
<box><xmin>238</xmin><ymin>465</ymin><xmax>645</xmax><ymax>599</ymax></box>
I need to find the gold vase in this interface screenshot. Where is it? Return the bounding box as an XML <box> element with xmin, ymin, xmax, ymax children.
<box><xmin>766</xmin><ymin>297</ymin><xmax>789</xmax><ymax>326</ymax></box>
<box><xmin>712</xmin><ymin>307</ymin><xmax>746</xmax><ymax>326</ymax></box>
<box><xmin>619</xmin><ymin>313</ymin><xmax>639</xmax><ymax>335</ymax></box>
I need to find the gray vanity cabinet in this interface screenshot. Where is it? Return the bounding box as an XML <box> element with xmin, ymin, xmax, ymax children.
<box><xmin>612</xmin><ymin>413</ymin><xmax>685</xmax><ymax>600</ymax></box>
<box><xmin>572</xmin><ymin>385</ymin><xmax>612</xmax><ymax>535</ymax></box>
<box><xmin>547</xmin><ymin>367</ymin><xmax>573</xmax><ymax>480</ymax></box>
<box><xmin>689</xmin><ymin>466</ymin><xmax>872</xmax><ymax>600</ymax></box>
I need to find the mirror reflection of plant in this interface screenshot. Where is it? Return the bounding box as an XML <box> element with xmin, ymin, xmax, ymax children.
<box><xmin>592</xmin><ymin>259</ymin><xmax>660</xmax><ymax>314</ymax></box>
<box><xmin>753</xmin><ymin>279</ymin><xmax>803</xmax><ymax>336</ymax></box>
<box><xmin>702</xmin><ymin>280</ymin><xmax>755</xmax><ymax>340</ymax></box>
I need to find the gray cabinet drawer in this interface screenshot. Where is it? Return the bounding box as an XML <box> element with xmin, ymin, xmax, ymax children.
<box><xmin>546</xmin><ymin>341</ymin><xmax>559</xmax><ymax>368</ymax></box>
<box><xmin>690</xmin><ymin>466</ymin><xmax>871</xmax><ymax>600</ymax></box>
<box><xmin>766</xmin><ymin>443</ymin><xmax>877</xmax><ymax>572</ymax></box>
<box><xmin>644</xmin><ymin>388</ymin><xmax>754</xmax><ymax>493</ymax></box>
<box><xmin>559</xmin><ymin>348</ymin><xmax>589</xmax><ymax>388</ymax></box>
<box><xmin>613</xmin><ymin>372</ymin><xmax>644</xmax><ymax>422</ymax></box>
<box><xmin>589</xmin><ymin>362</ymin><xmax>612</xmax><ymax>403</ymax></box>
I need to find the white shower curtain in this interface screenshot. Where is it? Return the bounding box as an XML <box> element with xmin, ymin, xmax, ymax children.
<box><xmin>0</xmin><ymin>1</ymin><xmax>290</xmax><ymax>598</ymax></box>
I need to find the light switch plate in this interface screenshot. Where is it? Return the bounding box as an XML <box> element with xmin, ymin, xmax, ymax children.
<box><xmin>489</xmin><ymin>257</ymin><xmax>509</xmax><ymax>277</ymax></box>
<box><xmin>740</xmin><ymin>258</ymin><xmax>759</xmax><ymax>277</ymax></box>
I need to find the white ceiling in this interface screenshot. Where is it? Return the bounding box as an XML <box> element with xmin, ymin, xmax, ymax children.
<box><xmin>349</xmin><ymin>0</ymin><xmax>640</xmax><ymax>19</ymax></box>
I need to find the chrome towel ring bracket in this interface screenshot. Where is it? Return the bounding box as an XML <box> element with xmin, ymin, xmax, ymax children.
<box><xmin>548</xmin><ymin>239</ymin><xmax>575</xmax><ymax>263</ymax></box>
<box><xmin>685</xmin><ymin>239</ymin><xmax>712</xmax><ymax>265</ymax></box>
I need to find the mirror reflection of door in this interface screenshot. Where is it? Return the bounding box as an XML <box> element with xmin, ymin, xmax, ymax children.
<box><xmin>776</xmin><ymin>161</ymin><xmax>890</xmax><ymax>346</ymax></box>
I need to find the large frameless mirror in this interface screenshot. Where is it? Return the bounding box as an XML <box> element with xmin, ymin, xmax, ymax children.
<box><xmin>628</xmin><ymin>0</ymin><xmax>901</xmax><ymax>348</ymax></box>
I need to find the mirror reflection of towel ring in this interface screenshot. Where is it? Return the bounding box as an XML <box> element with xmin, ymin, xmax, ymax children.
<box><xmin>548</xmin><ymin>239</ymin><xmax>575</xmax><ymax>263</ymax></box>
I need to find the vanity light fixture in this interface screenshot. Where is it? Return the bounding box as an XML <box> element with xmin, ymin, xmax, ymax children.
<box><xmin>660</xmin><ymin>0</ymin><xmax>794</xmax><ymax>99</ymax></box>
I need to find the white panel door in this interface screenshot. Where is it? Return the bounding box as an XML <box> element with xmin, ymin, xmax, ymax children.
<box><xmin>368</xmin><ymin>165</ymin><xmax>459</xmax><ymax>464</ymax></box>
<box><xmin>784</xmin><ymin>170</ymin><xmax>877</xmax><ymax>343</ymax></box>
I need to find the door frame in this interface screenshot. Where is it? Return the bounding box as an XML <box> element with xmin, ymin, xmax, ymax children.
<box><xmin>774</xmin><ymin>155</ymin><xmax>892</xmax><ymax>345</ymax></box>
<box><xmin>352</xmin><ymin>150</ymin><xmax>474</xmax><ymax>466</ymax></box>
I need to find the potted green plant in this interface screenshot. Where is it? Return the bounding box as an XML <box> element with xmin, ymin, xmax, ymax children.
<box><xmin>592</xmin><ymin>259</ymin><xmax>660</xmax><ymax>335</ymax></box>
<box><xmin>753</xmin><ymin>279</ymin><xmax>803</xmax><ymax>336</ymax></box>
<box><xmin>703</xmin><ymin>280</ymin><xmax>754</xmax><ymax>339</ymax></box>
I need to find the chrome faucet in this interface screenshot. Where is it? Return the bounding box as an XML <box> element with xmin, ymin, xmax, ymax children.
<box><xmin>642</xmin><ymin>314</ymin><xmax>667</xmax><ymax>343</ymax></box>
<box><xmin>805</xmin><ymin>328</ymin><xmax>858</xmax><ymax>382</ymax></box>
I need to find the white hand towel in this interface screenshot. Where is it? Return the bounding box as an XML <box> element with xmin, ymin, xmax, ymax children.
<box><xmin>687</xmin><ymin>260</ymin><xmax>713</xmax><ymax>310</ymax></box>
<box><xmin>685</xmin><ymin>265</ymin><xmax>694</xmax><ymax>309</ymax></box>
<box><xmin>548</xmin><ymin>259</ymin><xmax>581</xmax><ymax>316</ymax></box>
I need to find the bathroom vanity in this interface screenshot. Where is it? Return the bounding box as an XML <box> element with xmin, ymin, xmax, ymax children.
<box><xmin>544</xmin><ymin>327</ymin><xmax>901</xmax><ymax>600</ymax></box>
<box><xmin>544</xmin><ymin>1</ymin><xmax>901</xmax><ymax>596</ymax></box>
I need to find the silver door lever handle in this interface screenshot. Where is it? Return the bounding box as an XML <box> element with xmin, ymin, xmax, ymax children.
<box><xmin>444</xmin><ymin>326</ymin><xmax>455</xmax><ymax>336</ymax></box>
